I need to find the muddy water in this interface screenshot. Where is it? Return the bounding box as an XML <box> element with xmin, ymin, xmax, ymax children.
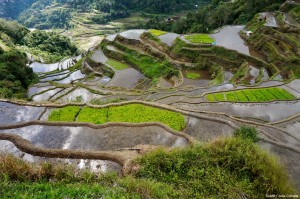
<box><xmin>40</xmin><ymin>72</ymin><xmax>70</xmax><ymax>82</ymax></box>
<box><xmin>119</xmin><ymin>29</ymin><xmax>145</xmax><ymax>41</ymax></box>
<box><xmin>55</xmin><ymin>70</ymin><xmax>86</xmax><ymax>84</ymax></box>
<box><xmin>91</xmin><ymin>50</ymin><xmax>108</xmax><ymax>63</ymax></box>
<box><xmin>33</xmin><ymin>88</ymin><xmax>62</xmax><ymax>102</ymax></box>
<box><xmin>106</xmin><ymin>68</ymin><xmax>145</xmax><ymax>89</ymax></box>
<box><xmin>211</xmin><ymin>25</ymin><xmax>250</xmax><ymax>55</ymax></box>
<box><xmin>0</xmin><ymin>102</ymin><xmax>44</xmax><ymax>125</ymax></box>
<box><xmin>0</xmin><ymin>140</ymin><xmax>121</xmax><ymax>173</ymax></box>
<box><xmin>58</xmin><ymin>87</ymin><xmax>102</xmax><ymax>103</ymax></box>
<box><xmin>185</xmin><ymin>117</ymin><xmax>233</xmax><ymax>141</ymax></box>
<box><xmin>176</xmin><ymin>101</ymin><xmax>300</xmax><ymax>122</ymax></box>
<box><xmin>158</xmin><ymin>32</ymin><xmax>179</xmax><ymax>46</ymax></box>
<box><xmin>159</xmin><ymin>78</ymin><xmax>174</xmax><ymax>88</ymax></box>
<box><xmin>248</xmin><ymin>65</ymin><xmax>260</xmax><ymax>85</ymax></box>
<box><xmin>224</xmin><ymin>71</ymin><xmax>234</xmax><ymax>84</ymax></box>
<box><xmin>83</xmin><ymin>76</ymin><xmax>111</xmax><ymax>86</ymax></box>
<box><xmin>1</xmin><ymin>125</ymin><xmax>188</xmax><ymax>151</ymax></box>
<box><xmin>106</xmin><ymin>34</ymin><xmax>117</xmax><ymax>42</ymax></box>
<box><xmin>260</xmin><ymin>12</ymin><xmax>278</xmax><ymax>27</ymax></box>
<box><xmin>28</xmin><ymin>86</ymin><xmax>56</xmax><ymax>97</ymax></box>
<box><xmin>30</xmin><ymin>62</ymin><xmax>59</xmax><ymax>73</ymax></box>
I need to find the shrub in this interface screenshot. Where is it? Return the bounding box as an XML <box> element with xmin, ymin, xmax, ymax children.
<box><xmin>234</xmin><ymin>126</ymin><xmax>259</xmax><ymax>142</ymax></box>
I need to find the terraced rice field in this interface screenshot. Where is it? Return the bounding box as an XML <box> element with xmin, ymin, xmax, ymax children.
<box><xmin>184</xmin><ymin>34</ymin><xmax>215</xmax><ymax>44</ymax></box>
<box><xmin>48</xmin><ymin>104</ymin><xmax>186</xmax><ymax>131</ymax></box>
<box><xmin>206</xmin><ymin>88</ymin><xmax>296</xmax><ymax>102</ymax></box>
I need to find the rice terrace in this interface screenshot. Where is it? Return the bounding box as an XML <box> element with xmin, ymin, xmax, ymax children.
<box><xmin>0</xmin><ymin>0</ymin><xmax>300</xmax><ymax>198</ymax></box>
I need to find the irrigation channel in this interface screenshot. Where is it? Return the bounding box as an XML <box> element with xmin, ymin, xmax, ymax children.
<box><xmin>1</xmin><ymin>26</ymin><xmax>300</xmax><ymax>189</ymax></box>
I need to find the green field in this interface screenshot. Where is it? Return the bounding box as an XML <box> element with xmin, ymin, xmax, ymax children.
<box><xmin>186</xmin><ymin>72</ymin><xmax>201</xmax><ymax>79</ymax></box>
<box><xmin>49</xmin><ymin>104</ymin><xmax>186</xmax><ymax>131</ymax></box>
<box><xmin>184</xmin><ymin>34</ymin><xmax>215</xmax><ymax>44</ymax></box>
<box><xmin>148</xmin><ymin>29</ymin><xmax>167</xmax><ymax>36</ymax></box>
<box><xmin>48</xmin><ymin>106</ymin><xmax>81</xmax><ymax>122</ymax></box>
<box><xmin>206</xmin><ymin>88</ymin><xmax>296</xmax><ymax>102</ymax></box>
<box><xmin>106</xmin><ymin>59</ymin><xmax>129</xmax><ymax>70</ymax></box>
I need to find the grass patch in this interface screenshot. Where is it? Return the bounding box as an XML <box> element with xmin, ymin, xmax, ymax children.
<box><xmin>106</xmin><ymin>59</ymin><xmax>128</xmax><ymax>70</ymax></box>
<box><xmin>48</xmin><ymin>106</ymin><xmax>81</xmax><ymax>122</ymax></box>
<box><xmin>206</xmin><ymin>94</ymin><xmax>215</xmax><ymax>102</ymax></box>
<box><xmin>135</xmin><ymin>137</ymin><xmax>295</xmax><ymax>198</ymax></box>
<box><xmin>234</xmin><ymin>126</ymin><xmax>259</xmax><ymax>142</ymax></box>
<box><xmin>186</xmin><ymin>72</ymin><xmax>200</xmax><ymax>79</ymax></box>
<box><xmin>148</xmin><ymin>29</ymin><xmax>167</xmax><ymax>36</ymax></box>
<box><xmin>184</xmin><ymin>34</ymin><xmax>215</xmax><ymax>44</ymax></box>
<box><xmin>49</xmin><ymin>104</ymin><xmax>186</xmax><ymax>131</ymax></box>
<box><xmin>77</xmin><ymin>107</ymin><xmax>108</xmax><ymax>124</ymax></box>
<box><xmin>205</xmin><ymin>88</ymin><xmax>296</xmax><ymax>102</ymax></box>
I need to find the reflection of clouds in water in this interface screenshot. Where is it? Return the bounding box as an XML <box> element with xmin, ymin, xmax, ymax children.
<box><xmin>33</xmin><ymin>88</ymin><xmax>62</xmax><ymax>102</ymax></box>
<box><xmin>62</xmin><ymin>127</ymin><xmax>82</xmax><ymax>150</ymax></box>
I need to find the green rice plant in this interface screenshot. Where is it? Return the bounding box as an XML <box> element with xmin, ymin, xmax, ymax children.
<box><xmin>48</xmin><ymin>106</ymin><xmax>81</xmax><ymax>122</ymax></box>
<box><xmin>234</xmin><ymin>91</ymin><xmax>248</xmax><ymax>102</ymax></box>
<box><xmin>267</xmin><ymin>88</ymin><xmax>296</xmax><ymax>100</ymax></box>
<box><xmin>106</xmin><ymin>59</ymin><xmax>128</xmax><ymax>70</ymax></box>
<box><xmin>258</xmin><ymin>89</ymin><xmax>277</xmax><ymax>101</ymax></box>
<box><xmin>77</xmin><ymin>107</ymin><xmax>108</xmax><ymax>124</ymax></box>
<box><xmin>49</xmin><ymin>104</ymin><xmax>186</xmax><ymax>131</ymax></box>
<box><xmin>279</xmin><ymin>89</ymin><xmax>296</xmax><ymax>100</ymax></box>
<box><xmin>250</xmin><ymin>89</ymin><xmax>268</xmax><ymax>102</ymax></box>
<box><xmin>266</xmin><ymin>88</ymin><xmax>288</xmax><ymax>100</ymax></box>
<box><xmin>242</xmin><ymin>90</ymin><xmax>258</xmax><ymax>102</ymax></box>
<box><xmin>206</xmin><ymin>94</ymin><xmax>216</xmax><ymax>102</ymax></box>
<box><xmin>184</xmin><ymin>34</ymin><xmax>215</xmax><ymax>44</ymax></box>
<box><xmin>186</xmin><ymin>72</ymin><xmax>200</xmax><ymax>79</ymax></box>
<box><xmin>214</xmin><ymin>93</ymin><xmax>226</xmax><ymax>101</ymax></box>
<box><xmin>225</xmin><ymin>92</ymin><xmax>238</xmax><ymax>102</ymax></box>
<box><xmin>109</xmin><ymin>104</ymin><xmax>185</xmax><ymax>131</ymax></box>
<box><xmin>148</xmin><ymin>29</ymin><xmax>167</xmax><ymax>36</ymax></box>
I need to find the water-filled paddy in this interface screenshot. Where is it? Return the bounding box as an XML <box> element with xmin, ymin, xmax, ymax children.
<box><xmin>119</xmin><ymin>29</ymin><xmax>145</xmax><ymax>41</ymax></box>
<box><xmin>158</xmin><ymin>32</ymin><xmax>179</xmax><ymax>46</ymax></box>
<box><xmin>106</xmin><ymin>68</ymin><xmax>145</xmax><ymax>89</ymax></box>
<box><xmin>55</xmin><ymin>70</ymin><xmax>86</xmax><ymax>84</ymax></box>
<box><xmin>211</xmin><ymin>25</ymin><xmax>249</xmax><ymax>55</ymax></box>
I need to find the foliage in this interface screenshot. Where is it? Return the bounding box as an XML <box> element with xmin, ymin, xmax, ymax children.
<box><xmin>148</xmin><ymin>29</ymin><xmax>167</xmax><ymax>36</ymax></box>
<box><xmin>106</xmin><ymin>59</ymin><xmax>128</xmax><ymax>70</ymax></box>
<box><xmin>206</xmin><ymin>88</ymin><xmax>296</xmax><ymax>102</ymax></box>
<box><xmin>145</xmin><ymin>0</ymin><xmax>285</xmax><ymax>34</ymax></box>
<box><xmin>134</xmin><ymin>137</ymin><xmax>294</xmax><ymax>198</ymax></box>
<box><xmin>186</xmin><ymin>72</ymin><xmax>200</xmax><ymax>79</ymax></box>
<box><xmin>0</xmin><ymin>50</ymin><xmax>37</xmax><ymax>99</ymax></box>
<box><xmin>77</xmin><ymin>107</ymin><xmax>108</xmax><ymax>124</ymax></box>
<box><xmin>0</xmin><ymin>154</ymin><xmax>178</xmax><ymax>198</ymax></box>
<box><xmin>49</xmin><ymin>104</ymin><xmax>186</xmax><ymax>131</ymax></box>
<box><xmin>48</xmin><ymin>106</ymin><xmax>81</xmax><ymax>122</ymax></box>
<box><xmin>106</xmin><ymin>42</ymin><xmax>178</xmax><ymax>79</ymax></box>
<box><xmin>234</xmin><ymin>126</ymin><xmax>259</xmax><ymax>142</ymax></box>
<box><xmin>21</xmin><ymin>30</ymin><xmax>78</xmax><ymax>63</ymax></box>
<box><xmin>184</xmin><ymin>34</ymin><xmax>214</xmax><ymax>44</ymax></box>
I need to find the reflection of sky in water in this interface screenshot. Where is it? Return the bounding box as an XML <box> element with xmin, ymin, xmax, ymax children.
<box><xmin>33</xmin><ymin>88</ymin><xmax>62</xmax><ymax>102</ymax></box>
<box><xmin>211</xmin><ymin>25</ymin><xmax>249</xmax><ymax>55</ymax></box>
<box><xmin>55</xmin><ymin>70</ymin><xmax>85</xmax><ymax>84</ymax></box>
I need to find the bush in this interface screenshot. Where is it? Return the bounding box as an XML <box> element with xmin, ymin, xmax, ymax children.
<box><xmin>234</xmin><ymin>126</ymin><xmax>259</xmax><ymax>142</ymax></box>
<box><xmin>134</xmin><ymin>137</ymin><xmax>295</xmax><ymax>198</ymax></box>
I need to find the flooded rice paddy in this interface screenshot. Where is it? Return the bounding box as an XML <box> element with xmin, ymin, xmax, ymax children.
<box><xmin>106</xmin><ymin>68</ymin><xmax>145</xmax><ymax>89</ymax></box>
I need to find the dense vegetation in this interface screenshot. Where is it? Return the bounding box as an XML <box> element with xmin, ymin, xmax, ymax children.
<box><xmin>206</xmin><ymin>88</ymin><xmax>296</xmax><ymax>102</ymax></box>
<box><xmin>1</xmin><ymin>133</ymin><xmax>295</xmax><ymax>198</ymax></box>
<box><xmin>242</xmin><ymin>3</ymin><xmax>300</xmax><ymax>78</ymax></box>
<box><xmin>0</xmin><ymin>49</ymin><xmax>37</xmax><ymax>98</ymax></box>
<box><xmin>145</xmin><ymin>0</ymin><xmax>286</xmax><ymax>33</ymax></box>
<box><xmin>48</xmin><ymin>104</ymin><xmax>186</xmax><ymax>131</ymax></box>
<box><xmin>0</xmin><ymin>0</ymin><xmax>37</xmax><ymax>19</ymax></box>
<box><xmin>0</xmin><ymin>18</ymin><xmax>78</xmax><ymax>63</ymax></box>
<box><xmin>17</xmin><ymin>0</ymin><xmax>209</xmax><ymax>29</ymax></box>
<box><xmin>21</xmin><ymin>30</ymin><xmax>79</xmax><ymax>62</ymax></box>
